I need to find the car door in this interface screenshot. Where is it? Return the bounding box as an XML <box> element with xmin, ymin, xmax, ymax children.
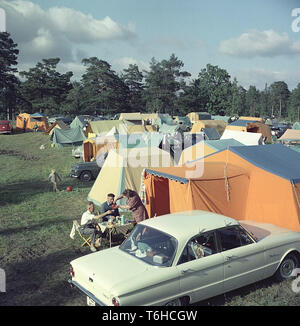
<box><xmin>175</xmin><ymin>231</ymin><xmax>225</xmax><ymax>303</ymax></box>
<box><xmin>217</xmin><ymin>226</ymin><xmax>265</xmax><ymax>293</ymax></box>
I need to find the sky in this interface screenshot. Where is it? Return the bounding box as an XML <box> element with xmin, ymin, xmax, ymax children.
<box><xmin>1</xmin><ymin>0</ymin><xmax>300</xmax><ymax>90</ymax></box>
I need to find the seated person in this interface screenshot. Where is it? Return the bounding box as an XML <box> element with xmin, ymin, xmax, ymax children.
<box><xmin>190</xmin><ymin>240</ymin><xmax>205</xmax><ymax>259</ymax></box>
<box><xmin>100</xmin><ymin>193</ymin><xmax>120</xmax><ymax>222</ymax></box>
<box><xmin>80</xmin><ymin>201</ymin><xmax>112</xmax><ymax>252</ymax></box>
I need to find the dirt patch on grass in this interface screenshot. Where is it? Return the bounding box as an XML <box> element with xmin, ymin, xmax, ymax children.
<box><xmin>0</xmin><ymin>149</ymin><xmax>40</xmax><ymax>161</ymax></box>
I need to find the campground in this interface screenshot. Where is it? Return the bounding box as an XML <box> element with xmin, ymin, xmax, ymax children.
<box><xmin>0</xmin><ymin>132</ymin><xmax>299</xmax><ymax>306</ymax></box>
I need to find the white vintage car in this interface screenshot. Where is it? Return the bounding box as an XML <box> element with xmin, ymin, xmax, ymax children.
<box><xmin>68</xmin><ymin>210</ymin><xmax>300</xmax><ymax>306</ymax></box>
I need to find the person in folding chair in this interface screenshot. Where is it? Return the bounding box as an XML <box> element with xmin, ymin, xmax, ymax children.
<box><xmin>80</xmin><ymin>202</ymin><xmax>112</xmax><ymax>252</ymax></box>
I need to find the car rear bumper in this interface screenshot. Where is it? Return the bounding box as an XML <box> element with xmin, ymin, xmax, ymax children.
<box><xmin>69</xmin><ymin>172</ymin><xmax>80</xmax><ymax>178</ymax></box>
<box><xmin>0</xmin><ymin>130</ymin><xmax>12</xmax><ymax>134</ymax></box>
<box><xmin>68</xmin><ymin>279</ymin><xmax>107</xmax><ymax>306</ymax></box>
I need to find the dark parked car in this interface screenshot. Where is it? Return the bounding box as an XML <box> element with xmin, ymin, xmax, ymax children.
<box><xmin>69</xmin><ymin>153</ymin><xmax>108</xmax><ymax>181</ymax></box>
<box><xmin>70</xmin><ymin>161</ymin><xmax>101</xmax><ymax>181</ymax></box>
<box><xmin>0</xmin><ymin>120</ymin><xmax>13</xmax><ymax>134</ymax></box>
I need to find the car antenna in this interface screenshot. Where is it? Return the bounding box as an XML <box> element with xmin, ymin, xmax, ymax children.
<box><xmin>199</xmin><ymin>228</ymin><xmax>206</xmax><ymax>234</ymax></box>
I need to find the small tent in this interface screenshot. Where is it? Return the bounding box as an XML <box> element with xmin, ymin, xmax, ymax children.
<box><xmin>221</xmin><ymin>129</ymin><xmax>263</xmax><ymax>145</ymax></box>
<box><xmin>279</xmin><ymin>129</ymin><xmax>300</xmax><ymax>144</ymax></box>
<box><xmin>143</xmin><ymin>144</ymin><xmax>300</xmax><ymax>231</ymax></box>
<box><xmin>202</xmin><ymin>127</ymin><xmax>220</xmax><ymax>140</ymax></box>
<box><xmin>190</xmin><ymin>120</ymin><xmax>227</xmax><ymax>136</ymax></box>
<box><xmin>225</xmin><ymin>120</ymin><xmax>272</xmax><ymax>142</ymax></box>
<box><xmin>292</xmin><ymin>122</ymin><xmax>300</xmax><ymax>130</ymax></box>
<box><xmin>70</xmin><ymin>116</ymin><xmax>88</xmax><ymax>129</ymax></box>
<box><xmin>239</xmin><ymin>116</ymin><xmax>264</xmax><ymax>122</ymax></box>
<box><xmin>187</xmin><ymin>112</ymin><xmax>211</xmax><ymax>123</ymax></box>
<box><xmin>119</xmin><ymin>112</ymin><xmax>143</xmax><ymax>125</ymax></box>
<box><xmin>86</xmin><ymin>120</ymin><xmax>125</xmax><ymax>136</ymax></box>
<box><xmin>16</xmin><ymin>113</ymin><xmax>48</xmax><ymax>132</ymax></box>
<box><xmin>52</xmin><ymin>126</ymin><xmax>86</xmax><ymax>148</ymax></box>
<box><xmin>45</xmin><ymin>120</ymin><xmax>69</xmax><ymax>136</ymax></box>
<box><xmin>88</xmin><ymin>147</ymin><xmax>174</xmax><ymax>207</ymax></box>
<box><xmin>82</xmin><ymin>135</ymin><xmax>119</xmax><ymax>162</ymax></box>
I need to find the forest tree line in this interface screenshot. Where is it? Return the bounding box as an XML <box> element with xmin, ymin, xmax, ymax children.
<box><xmin>1</xmin><ymin>32</ymin><xmax>300</xmax><ymax>121</ymax></box>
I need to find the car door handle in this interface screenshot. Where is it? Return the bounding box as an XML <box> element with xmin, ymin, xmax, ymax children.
<box><xmin>181</xmin><ymin>268</ymin><xmax>194</xmax><ymax>274</ymax></box>
<box><xmin>225</xmin><ymin>255</ymin><xmax>238</xmax><ymax>261</ymax></box>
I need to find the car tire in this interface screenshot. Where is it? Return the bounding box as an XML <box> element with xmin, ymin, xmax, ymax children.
<box><xmin>275</xmin><ymin>253</ymin><xmax>298</xmax><ymax>281</ymax></box>
<box><xmin>164</xmin><ymin>297</ymin><xmax>188</xmax><ymax>306</ymax></box>
<box><xmin>80</xmin><ymin>171</ymin><xmax>92</xmax><ymax>182</ymax></box>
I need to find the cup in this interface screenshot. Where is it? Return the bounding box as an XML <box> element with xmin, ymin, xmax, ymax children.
<box><xmin>120</xmin><ymin>215</ymin><xmax>125</xmax><ymax>225</ymax></box>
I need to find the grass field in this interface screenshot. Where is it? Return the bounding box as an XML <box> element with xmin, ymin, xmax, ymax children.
<box><xmin>0</xmin><ymin>132</ymin><xmax>299</xmax><ymax>306</ymax></box>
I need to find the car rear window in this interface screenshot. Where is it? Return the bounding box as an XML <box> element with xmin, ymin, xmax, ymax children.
<box><xmin>0</xmin><ymin>122</ymin><xmax>9</xmax><ymax>125</ymax></box>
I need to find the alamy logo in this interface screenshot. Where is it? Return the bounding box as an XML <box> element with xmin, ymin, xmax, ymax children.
<box><xmin>291</xmin><ymin>268</ymin><xmax>300</xmax><ymax>293</ymax></box>
<box><xmin>0</xmin><ymin>268</ymin><xmax>5</xmax><ymax>292</ymax></box>
<box><xmin>291</xmin><ymin>8</ymin><xmax>300</xmax><ymax>33</ymax></box>
<box><xmin>0</xmin><ymin>8</ymin><xmax>6</xmax><ymax>32</ymax></box>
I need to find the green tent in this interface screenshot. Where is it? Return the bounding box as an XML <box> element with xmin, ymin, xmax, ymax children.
<box><xmin>87</xmin><ymin>120</ymin><xmax>127</xmax><ymax>135</ymax></box>
<box><xmin>70</xmin><ymin>116</ymin><xmax>88</xmax><ymax>129</ymax></box>
<box><xmin>52</xmin><ymin>126</ymin><xmax>86</xmax><ymax>148</ymax></box>
<box><xmin>293</xmin><ymin>122</ymin><xmax>300</xmax><ymax>130</ymax></box>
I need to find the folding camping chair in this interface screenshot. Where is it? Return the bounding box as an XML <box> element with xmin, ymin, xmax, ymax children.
<box><xmin>72</xmin><ymin>220</ymin><xmax>92</xmax><ymax>248</ymax></box>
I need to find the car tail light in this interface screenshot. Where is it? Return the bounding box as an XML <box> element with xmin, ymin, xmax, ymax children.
<box><xmin>70</xmin><ymin>265</ymin><xmax>75</xmax><ymax>277</ymax></box>
<box><xmin>112</xmin><ymin>297</ymin><xmax>120</xmax><ymax>306</ymax></box>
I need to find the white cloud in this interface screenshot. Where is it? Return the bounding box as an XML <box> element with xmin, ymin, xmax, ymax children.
<box><xmin>219</xmin><ymin>29</ymin><xmax>300</xmax><ymax>57</ymax></box>
<box><xmin>1</xmin><ymin>0</ymin><xmax>137</xmax><ymax>64</ymax></box>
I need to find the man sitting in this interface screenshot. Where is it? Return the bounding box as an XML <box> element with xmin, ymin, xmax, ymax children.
<box><xmin>100</xmin><ymin>193</ymin><xmax>120</xmax><ymax>222</ymax></box>
<box><xmin>80</xmin><ymin>202</ymin><xmax>112</xmax><ymax>252</ymax></box>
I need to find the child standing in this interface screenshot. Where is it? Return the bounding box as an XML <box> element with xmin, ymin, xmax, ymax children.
<box><xmin>48</xmin><ymin>169</ymin><xmax>62</xmax><ymax>192</ymax></box>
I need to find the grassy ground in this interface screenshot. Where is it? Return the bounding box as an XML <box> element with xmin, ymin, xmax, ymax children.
<box><xmin>0</xmin><ymin>132</ymin><xmax>299</xmax><ymax>306</ymax></box>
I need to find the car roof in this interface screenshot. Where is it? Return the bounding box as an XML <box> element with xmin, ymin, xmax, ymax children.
<box><xmin>140</xmin><ymin>210</ymin><xmax>239</xmax><ymax>240</ymax></box>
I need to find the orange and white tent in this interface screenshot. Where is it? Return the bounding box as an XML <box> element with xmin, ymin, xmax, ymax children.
<box><xmin>143</xmin><ymin>144</ymin><xmax>300</xmax><ymax>231</ymax></box>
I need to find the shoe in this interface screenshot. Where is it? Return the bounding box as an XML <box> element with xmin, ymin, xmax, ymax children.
<box><xmin>90</xmin><ymin>245</ymin><xmax>97</xmax><ymax>252</ymax></box>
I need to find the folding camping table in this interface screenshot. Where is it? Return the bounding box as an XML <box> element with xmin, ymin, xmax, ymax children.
<box><xmin>98</xmin><ymin>222</ymin><xmax>133</xmax><ymax>248</ymax></box>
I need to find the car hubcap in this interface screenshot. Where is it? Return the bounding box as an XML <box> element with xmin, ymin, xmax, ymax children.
<box><xmin>281</xmin><ymin>258</ymin><xmax>295</xmax><ymax>278</ymax></box>
<box><xmin>165</xmin><ymin>299</ymin><xmax>181</xmax><ymax>306</ymax></box>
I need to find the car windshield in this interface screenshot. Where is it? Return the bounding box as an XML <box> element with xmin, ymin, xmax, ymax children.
<box><xmin>119</xmin><ymin>225</ymin><xmax>177</xmax><ymax>267</ymax></box>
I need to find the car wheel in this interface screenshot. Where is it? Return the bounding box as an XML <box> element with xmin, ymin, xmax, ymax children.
<box><xmin>80</xmin><ymin>171</ymin><xmax>92</xmax><ymax>182</ymax></box>
<box><xmin>275</xmin><ymin>253</ymin><xmax>298</xmax><ymax>281</ymax></box>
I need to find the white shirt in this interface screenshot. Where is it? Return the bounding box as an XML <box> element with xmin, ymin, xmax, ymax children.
<box><xmin>81</xmin><ymin>210</ymin><xmax>96</xmax><ymax>226</ymax></box>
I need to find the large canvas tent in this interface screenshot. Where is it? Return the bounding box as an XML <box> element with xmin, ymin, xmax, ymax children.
<box><xmin>143</xmin><ymin>144</ymin><xmax>300</xmax><ymax>231</ymax></box>
<box><xmin>16</xmin><ymin>113</ymin><xmax>48</xmax><ymax>132</ymax></box>
<box><xmin>221</xmin><ymin>129</ymin><xmax>263</xmax><ymax>145</ymax></box>
<box><xmin>88</xmin><ymin>147</ymin><xmax>173</xmax><ymax>207</ymax></box>
<box><xmin>52</xmin><ymin>126</ymin><xmax>86</xmax><ymax>148</ymax></box>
